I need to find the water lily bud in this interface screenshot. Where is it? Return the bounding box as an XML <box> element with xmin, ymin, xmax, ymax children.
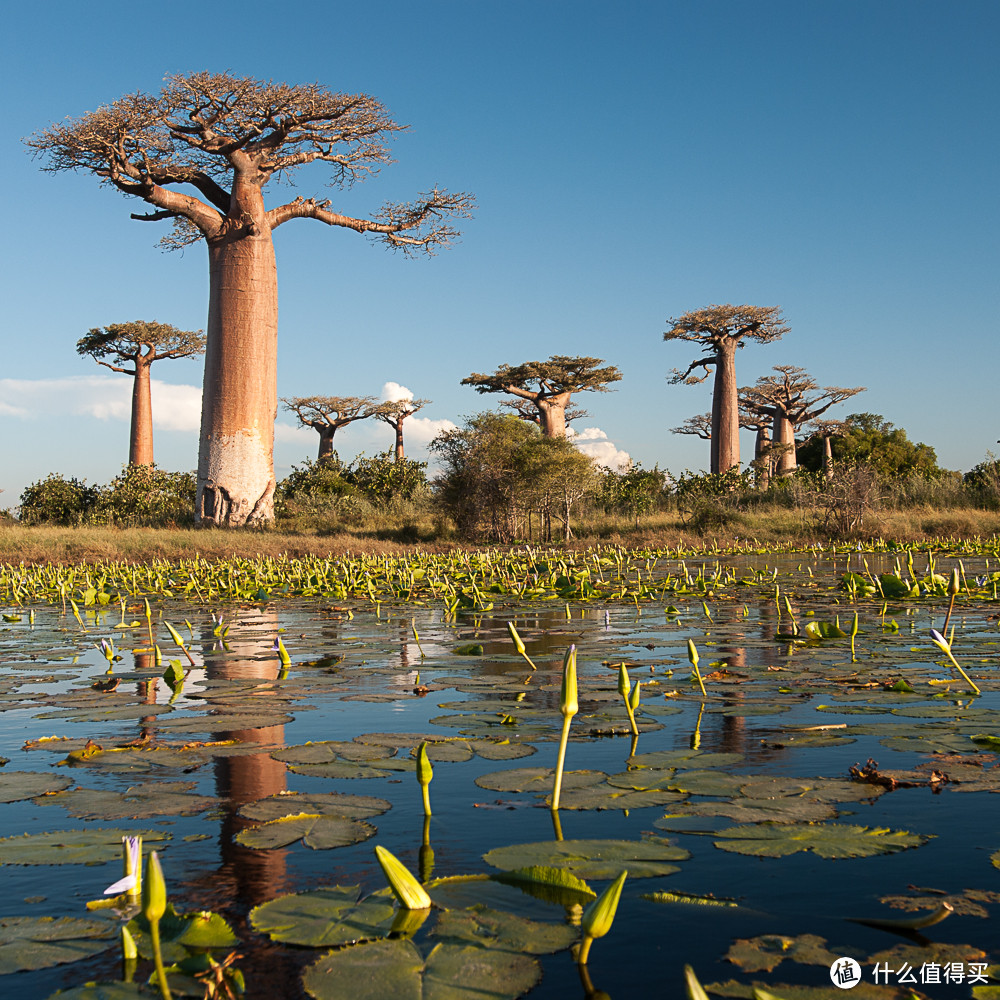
<box><xmin>506</xmin><ymin>621</ymin><xmax>526</xmax><ymax>654</ymax></box>
<box><xmin>120</xmin><ymin>925</ymin><xmax>137</xmax><ymax>962</ymax></box>
<box><xmin>629</xmin><ymin>680</ymin><xmax>641</xmax><ymax>712</ymax></box>
<box><xmin>142</xmin><ymin>851</ymin><xmax>167</xmax><ymax>923</ymax></box>
<box><xmin>164</xmin><ymin>621</ymin><xmax>185</xmax><ymax>648</ymax></box>
<box><xmin>683</xmin><ymin>964</ymin><xmax>711</xmax><ymax>1000</ymax></box>
<box><xmin>617</xmin><ymin>663</ymin><xmax>631</xmax><ymax>700</ymax></box>
<box><xmin>948</xmin><ymin>568</ymin><xmax>960</xmax><ymax>596</ymax></box>
<box><xmin>374</xmin><ymin>845</ymin><xmax>432</xmax><ymax>910</ymax></box>
<box><xmin>929</xmin><ymin>628</ymin><xmax>949</xmax><ymax>653</ymax></box>
<box><xmin>582</xmin><ymin>870</ymin><xmax>627</xmax><ymax>941</ymax></box>
<box><xmin>275</xmin><ymin>637</ymin><xmax>291</xmax><ymax>667</ymax></box>
<box><xmin>560</xmin><ymin>645</ymin><xmax>578</xmax><ymax>718</ymax></box>
<box><xmin>416</xmin><ymin>742</ymin><xmax>433</xmax><ymax>787</ymax></box>
<box><xmin>686</xmin><ymin>639</ymin><xmax>699</xmax><ymax>667</ymax></box>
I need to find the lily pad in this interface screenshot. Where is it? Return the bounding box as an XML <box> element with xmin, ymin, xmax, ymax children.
<box><xmin>474</xmin><ymin>768</ymin><xmax>606</xmax><ymax>793</ymax></box>
<box><xmin>302</xmin><ymin>938</ymin><xmax>541</xmax><ymax>1000</ymax></box>
<box><xmin>483</xmin><ymin>837</ymin><xmax>689</xmax><ymax>880</ymax></box>
<box><xmin>236</xmin><ymin>813</ymin><xmax>377</xmax><ymax>851</ymax></box>
<box><xmin>490</xmin><ymin>866</ymin><xmax>596</xmax><ymax>906</ymax></box>
<box><xmin>724</xmin><ymin>934</ymin><xmax>840</xmax><ymax>973</ymax></box>
<box><xmin>250</xmin><ymin>886</ymin><xmax>395</xmax><ymax>947</ymax></box>
<box><xmin>0</xmin><ymin>916</ymin><xmax>115</xmax><ymax>974</ymax></box>
<box><xmin>36</xmin><ymin>782</ymin><xmax>217</xmax><ymax>820</ymax></box>
<box><xmin>238</xmin><ymin>791</ymin><xmax>391</xmax><ymax>823</ymax></box>
<box><xmin>713</xmin><ymin>823</ymin><xmax>931</xmax><ymax>859</ymax></box>
<box><xmin>0</xmin><ymin>771</ymin><xmax>73</xmax><ymax>803</ymax></box>
<box><xmin>434</xmin><ymin>905</ymin><xmax>576</xmax><ymax>954</ymax></box>
<box><xmin>0</xmin><ymin>829</ymin><xmax>170</xmax><ymax>866</ymax></box>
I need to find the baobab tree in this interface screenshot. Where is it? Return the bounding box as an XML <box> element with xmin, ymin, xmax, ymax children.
<box><xmin>461</xmin><ymin>356</ymin><xmax>622</xmax><ymax>438</ymax></box>
<box><xmin>807</xmin><ymin>419</ymin><xmax>849</xmax><ymax>480</ymax></box>
<box><xmin>670</xmin><ymin>413</ymin><xmax>713</xmax><ymax>441</ymax></box>
<box><xmin>76</xmin><ymin>321</ymin><xmax>205</xmax><ymax>467</ymax></box>
<box><xmin>29</xmin><ymin>72</ymin><xmax>474</xmax><ymax>526</ymax></box>
<box><xmin>378</xmin><ymin>398</ymin><xmax>429</xmax><ymax>461</ymax></box>
<box><xmin>740</xmin><ymin>366</ymin><xmax>865</xmax><ymax>476</ymax></box>
<box><xmin>664</xmin><ymin>305</ymin><xmax>788</xmax><ymax>473</ymax></box>
<box><xmin>282</xmin><ymin>396</ymin><xmax>384</xmax><ymax>462</ymax></box>
<box><xmin>738</xmin><ymin>405</ymin><xmax>775</xmax><ymax>487</ymax></box>
<box><xmin>503</xmin><ymin>397</ymin><xmax>589</xmax><ymax>429</ymax></box>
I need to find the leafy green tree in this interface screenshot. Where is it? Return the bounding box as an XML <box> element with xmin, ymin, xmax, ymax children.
<box><xmin>91</xmin><ymin>465</ymin><xmax>196</xmax><ymax>527</ymax></box>
<box><xmin>599</xmin><ymin>465</ymin><xmax>669</xmax><ymax>527</ymax></box>
<box><xmin>798</xmin><ymin>413</ymin><xmax>941</xmax><ymax>478</ymax></box>
<box><xmin>515</xmin><ymin>436</ymin><xmax>599</xmax><ymax>541</ymax></box>
<box><xmin>346</xmin><ymin>453</ymin><xmax>428</xmax><ymax>507</ymax></box>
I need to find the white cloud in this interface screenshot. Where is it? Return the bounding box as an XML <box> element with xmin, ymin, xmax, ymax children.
<box><xmin>404</xmin><ymin>415</ymin><xmax>458</xmax><ymax>447</ymax></box>
<box><xmin>381</xmin><ymin>381</ymin><xmax>414</xmax><ymax>404</ymax></box>
<box><xmin>0</xmin><ymin>375</ymin><xmax>202</xmax><ymax>431</ymax></box>
<box><xmin>567</xmin><ymin>426</ymin><xmax>632</xmax><ymax>470</ymax></box>
<box><xmin>274</xmin><ymin>422</ymin><xmax>315</xmax><ymax>443</ymax></box>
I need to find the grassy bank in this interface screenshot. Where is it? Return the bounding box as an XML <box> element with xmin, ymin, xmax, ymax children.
<box><xmin>4</xmin><ymin>504</ymin><xmax>1000</xmax><ymax>565</ymax></box>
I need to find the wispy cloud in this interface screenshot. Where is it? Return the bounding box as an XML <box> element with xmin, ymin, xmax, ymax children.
<box><xmin>568</xmin><ymin>426</ymin><xmax>632</xmax><ymax>470</ymax></box>
<box><xmin>0</xmin><ymin>376</ymin><xmax>202</xmax><ymax>431</ymax></box>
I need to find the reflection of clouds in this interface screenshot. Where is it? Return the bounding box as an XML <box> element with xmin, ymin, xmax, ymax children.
<box><xmin>0</xmin><ymin>375</ymin><xmax>202</xmax><ymax>431</ymax></box>
<box><xmin>567</xmin><ymin>426</ymin><xmax>632</xmax><ymax>470</ymax></box>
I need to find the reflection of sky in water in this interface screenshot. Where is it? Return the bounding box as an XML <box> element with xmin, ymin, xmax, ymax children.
<box><xmin>0</xmin><ymin>552</ymin><xmax>997</xmax><ymax>997</ymax></box>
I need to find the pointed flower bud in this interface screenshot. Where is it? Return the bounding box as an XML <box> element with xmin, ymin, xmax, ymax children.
<box><xmin>617</xmin><ymin>663</ymin><xmax>631</xmax><ymax>700</ymax></box>
<box><xmin>506</xmin><ymin>621</ymin><xmax>526</xmax><ymax>655</ymax></box>
<box><xmin>686</xmin><ymin>639</ymin><xmax>699</xmax><ymax>667</ymax></box>
<box><xmin>948</xmin><ymin>568</ymin><xmax>960</xmax><ymax>596</ymax></box>
<box><xmin>142</xmin><ymin>851</ymin><xmax>167</xmax><ymax>923</ymax></box>
<box><xmin>416</xmin><ymin>742</ymin><xmax>433</xmax><ymax>787</ymax></box>
<box><xmin>275</xmin><ymin>636</ymin><xmax>291</xmax><ymax>667</ymax></box>
<box><xmin>120</xmin><ymin>924</ymin><xmax>138</xmax><ymax>962</ymax></box>
<box><xmin>629</xmin><ymin>680</ymin><xmax>641</xmax><ymax>712</ymax></box>
<box><xmin>164</xmin><ymin>621</ymin><xmax>185</xmax><ymax>649</ymax></box>
<box><xmin>929</xmin><ymin>628</ymin><xmax>949</xmax><ymax>653</ymax></box>
<box><xmin>581</xmin><ymin>869</ymin><xmax>627</xmax><ymax>941</ymax></box>
<box><xmin>560</xmin><ymin>645</ymin><xmax>578</xmax><ymax>718</ymax></box>
<box><xmin>375</xmin><ymin>845</ymin><xmax>432</xmax><ymax>910</ymax></box>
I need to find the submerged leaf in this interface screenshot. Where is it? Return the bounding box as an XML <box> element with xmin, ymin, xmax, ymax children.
<box><xmin>0</xmin><ymin>916</ymin><xmax>115</xmax><ymax>974</ymax></box>
<box><xmin>713</xmin><ymin>823</ymin><xmax>931</xmax><ymax>859</ymax></box>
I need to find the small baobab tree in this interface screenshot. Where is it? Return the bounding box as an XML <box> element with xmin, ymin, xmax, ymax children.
<box><xmin>29</xmin><ymin>72</ymin><xmax>474</xmax><ymax>526</ymax></box>
<box><xmin>671</xmin><ymin>413</ymin><xmax>713</xmax><ymax>441</ymax></box>
<box><xmin>378</xmin><ymin>398</ymin><xmax>429</xmax><ymax>462</ymax></box>
<box><xmin>77</xmin><ymin>321</ymin><xmax>205</xmax><ymax>467</ymax></box>
<box><xmin>738</xmin><ymin>404</ymin><xmax>775</xmax><ymax>488</ymax></box>
<box><xmin>808</xmin><ymin>419</ymin><xmax>850</xmax><ymax>480</ymax></box>
<box><xmin>461</xmin><ymin>356</ymin><xmax>622</xmax><ymax>439</ymax></box>
<box><xmin>282</xmin><ymin>396</ymin><xmax>384</xmax><ymax>463</ymax></box>
<box><xmin>740</xmin><ymin>366</ymin><xmax>865</xmax><ymax>476</ymax></box>
<box><xmin>664</xmin><ymin>305</ymin><xmax>789</xmax><ymax>473</ymax></box>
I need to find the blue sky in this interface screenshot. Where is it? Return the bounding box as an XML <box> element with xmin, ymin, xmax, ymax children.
<box><xmin>2</xmin><ymin>1</ymin><xmax>997</xmax><ymax>506</ymax></box>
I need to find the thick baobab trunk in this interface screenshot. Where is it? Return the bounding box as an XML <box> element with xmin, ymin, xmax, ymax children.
<box><xmin>317</xmin><ymin>428</ymin><xmax>336</xmax><ymax>462</ymax></box>
<box><xmin>129</xmin><ymin>362</ymin><xmax>154</xmax><ymax>466</ymax></box>
<box><xmin>393</xmin><ymin>417</ymin><xmax>405</xmax><ymax>461</ymax></box>
<box><xmin>754</xmin><ymin>424</ymin><xmax>771</xmax><ymax>489</ymax></box>
<box><xmin>711</xmin><ymin>341</ymin><xmax>740</xmax><ymax>473</ymax></box>
<box><xmin>773</xmin><ymin>412</ymin><xmax>797</xmax><ymax>476</ymax></box>
<box><xmin>197</xmin><ymin>186</ymin><xmax>278</xmax><ymax>526</ymax></box>
<box><xmin>537</xmin><ymin>393</ymin><xmax>570</xmax><ymax>438</ymax></box>
<box><xmin>823</xmin><ymin>435</ymin><xmax>834</xmax><ymax>480</ymax></box>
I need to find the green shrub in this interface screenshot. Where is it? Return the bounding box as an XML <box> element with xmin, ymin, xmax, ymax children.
<box><xmin>91</xmin><ymin>465</ymin><xmax>196</xmax><ymax>527</ymax></box>
<box><xmin>18</xmin><ymin>474</ymin><xmax>101</xmax><ymax>525</ymax></box>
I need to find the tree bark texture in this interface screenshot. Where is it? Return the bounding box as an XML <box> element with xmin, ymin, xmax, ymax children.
<box><xmin>197</xmin><ymin>187</ymin><xmax>278</xmax><ymax>526</ymax></box>
<box><xmin>823</xmin><ymin>435</ymin><xmax>834</xmax><ymax>480</ymax></box>
<box><xmin>394</xmin><ymin>418</ymin><xmax>405</xmax><ymax>461</ymax></box>
<box><xmin>129</xmin><ymin>362</ymin><xmax>154</xmax><ymax>466</ymax></box>
<box><xmin>773</xmin><ymin>413</ymin><xmax>798</xmax><ymax>476</ymax></box>
<box><xmin>712</xmin><ymin>341</ymin><xmax>740</xmax><ymax>473</ymax></box>
<box><xmin>317</xmin><ymin>428</ymin><xmax>336</xmax><ymax>462</ymax></box>
<box><xmin>754</xmin><ymin>425</ymin><xmax>771</xmax><ymax>489</ymax></box>
<box><xmin>537</xmin><ymin>393</ymin><xmax>570</xmax><ymax>438</ymax></box>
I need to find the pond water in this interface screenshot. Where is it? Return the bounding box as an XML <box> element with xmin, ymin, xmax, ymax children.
<box><xmin>0</xmin><ymin>548</ymin><xmax>998</xmax><ymax>999</ymax></box>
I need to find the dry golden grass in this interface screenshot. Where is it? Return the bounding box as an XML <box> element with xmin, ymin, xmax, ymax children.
<box><xmin>3</xmin><ymin>504</ymin><xmax>998</xmax><ymax>565</ymax></box>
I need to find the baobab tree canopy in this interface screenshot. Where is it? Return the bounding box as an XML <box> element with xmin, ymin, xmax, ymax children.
<box><xmin>664</xmin><ymin>305</ymin><xmax>788</xmax><ymax>474</ymax></box>
<box><xmin>282</xmin><ymin>395</ymin><xmax>384</xmax><ymax>462</ymax></box>
<box><xmin>77</xmin><ymin>321</ymin><xmax>205</xmax><ymax>468</ymax></box>
<box><xmin>461</xmin><ymin>356</ymin><xmax>622</xmax><ymax>438</ymax></box>
<box><xmin>29</xmin><ymin>72</ymin><xmax>475</xmax><ymax>526</ymax></box>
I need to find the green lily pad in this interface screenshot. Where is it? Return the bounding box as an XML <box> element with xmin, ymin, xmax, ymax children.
<box><xmin>483</xmin><ymin>837</ymin><xmax>689</xmax><ymax>880</ymax></box>
<box><xmin>490</xmin><ymin>866</ymin><xmax>596</xmax><ymax>906</ymax></box>
<box><xmin>552</xmin><ymin>782</ymin><xmax>689</xmax><ymax>811</ymax></box>
<box><xmin>236</xmin><ymin>813</ymin><xmax>377</xmax><ymax>851</ymax></box>
<box><xmin>36</xmin><ymin>782</ymin><xmax>217</xmax><ymax>820</ymax></box>
<box><xmin>302</xmin><ymin>938</ymin><xmax>541</xmax><ymax>1000</ymax></box>
<box><xmin>474</xmin><ymin>768</ymin><xmax>607</xmax><ymax>793</ymax></box>
<box><xmin>0</xmin><ymin>771</ymin><xmax>73</xmax><ymax>803</ymax></box>
<box><xmin>655</xmin><ymin>797</ymin><xmax>836</xmax><ymax>828</ymax></box>
<box><xmin>238</xmin><ymin>791</ymin><xmax>391</xmax><ymax>823</ymax></box>
<box><xmin>250</xmin><ymin>886</ymin><xmax>396</xmax><ymax>947</ymax></box>
<box><xmin>0</xmin><ymin>828</ymin><xmax>170</xmax><ymax>866</ymax></box>
<box><xmin>713</xmin><ymin>823</ymin><xmax>931</xmax><ymax>859</ymax></box>
<box><xmin>724</xmin><ymin>934</ymin><xmax>841</xmax><ymax>973</ymax></box>
<box><xmin>434</xmin><ymin>905</ymin><xmax>576</xmax><ymax>954</ymax></box>
<box><xmin>127</xmin><ymin>905</ymin><xmax>239</xmax><ymax>964</ymax></box>
<box><xmin>0</xmin><ymin>916</ymin><xmax>115</xmax><ymax>974</ymax></box>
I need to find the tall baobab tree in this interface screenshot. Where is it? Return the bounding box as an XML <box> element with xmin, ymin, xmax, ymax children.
<box><xmin>664</xmin><ymin>305</ymin><xmax>788</xmax><ymax>473</ymax></box>
<box><xmin>378</xmin><ymin>398</ymin><xmax>429</xmax><ymax>461</ymax></box>
<box><xmin>461</xmin><ymin>356</ymin><xmax>622</xmax><ymax>438</ymax></box>
<box><xmin>738</xmin><ymin>405</ymin><xmax>775</xmax><ymax>487</ymax></box>
<box><xmin>76</xmin><ymin>321</ymin><xmax>205</xmax><ymax>467</ymax></box>
<box><xmin>503</xmin><ymin>397</ymin><xmax>589</xmax><ymax>429</ymax></box>
<box><xmin>741</xmin><ymin>366</ymin><xmax>865</xmax><ymax>476</ymax></box>
<box><xmin>29</xmin><ymin>72</ymin><xmax>474</xmax><ymax>526</ymax></box>
<box><xmin>282</xmin><ymin>396</ymin><xmax>384</xmax><ymax>462</ymax></box>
